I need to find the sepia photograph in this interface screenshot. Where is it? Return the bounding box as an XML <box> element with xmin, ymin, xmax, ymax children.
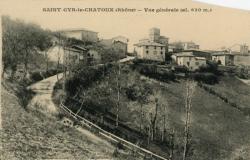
<box><xmin>1</xmin><ymin>0</ymin><xmax>250</xmax><ymax>160</ymax></box>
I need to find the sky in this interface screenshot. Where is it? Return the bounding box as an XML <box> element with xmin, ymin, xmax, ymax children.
<box><xmin>194</xmin><ymin>0</ymin><xmax>250</xmax><ymax>11</ymax></box>
<box><xmin>1</xmin><ymin>0</ymin><xmax>250</xmax><ymax>52</ymax></box>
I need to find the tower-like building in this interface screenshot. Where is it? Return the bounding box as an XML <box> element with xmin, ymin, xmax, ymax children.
<box><xmin>149</xmin><ymin>28</ymin><xmax>160</xmax><ymax>42</ymax></box>
<box><xmin>240</xmin><ymin>44</ymin><xmax>249</xmax><ymax>55</ymax></box>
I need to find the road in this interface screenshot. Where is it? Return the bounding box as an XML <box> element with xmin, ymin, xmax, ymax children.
<box><xmin>236</xmin><ymin>77</ymin><xmax>250</xmax><ymax>86</ymax></box>
<box><xmin>27</xmin><ymin>73</ymin><xmax>63</xmax><ymax>115</ymax></box>
<box><xmin>27</xmin><ymin>73</ymin><xmax>115</xmax><ymax>149</ymax></box>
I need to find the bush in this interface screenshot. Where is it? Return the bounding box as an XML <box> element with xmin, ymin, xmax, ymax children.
<box><xmin>134</xmin><ymin>64</ymin><xmax>176</xmax><ymax>82</ymax></box>
<box><xmin>30</xmin><ymin>69</ymin><xmax>62</xmax><ymax>83</ymax></box>
<box><xmin>190</xmin><ymin>72</ymin><xmax>218</xmax><ymax>84</ymax></box>
<box><xmin>199</xmin><ymin>61</ymin><xmax>221</xmax><ymax>75</ymax></box>
<box><xmin>174</xmin><ymin>66</ymin><xmax>188</xmax><ymax>73</ymax></box>
<box><xmin>65</xmin><ymin>63</ymin><xmax>113</xmax><ymax>97</ymax></box>
<box><xmin>30</xmin><ymin>71</ymin><xmax>44</xmax><ymax>82</ymax></box>
<box><xmin>133</xmin><ymin>58</ymin><xmax>165</xmax><ymax>65</ymax></box>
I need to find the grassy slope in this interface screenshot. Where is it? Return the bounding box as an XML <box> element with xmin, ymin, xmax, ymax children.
<box><xmin>205</xmin><ymin>76</ymin><xmax>250</xmax><ymax>109</ymax></box>
<box><xmin>83</xmin><ymin>66</ymin><xmax>250</xmax><ymax>160</ymax></box>
<box><xmin>0</xmin><ymin>83</ymin><xmax>137</xmax><ymax>160</ymax></box>
<box><xmin>159</xmin><ymin>79</ymin><xmax>250</xmax><ymax>160</ymax></box>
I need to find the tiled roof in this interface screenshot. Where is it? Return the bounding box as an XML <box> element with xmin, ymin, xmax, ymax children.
<box><xmin>195</xmin><ymin>57</ymin><xmax>206</xmax><ymax>60</ymax></box>
<box><xmin>174</xmin><ymin>52</ymin><xmax>194</xmax><ymax>57</ymax></box>
<box><xmin>134</xmin><ymin>42</ymin><xmax>165</xmax><ymax>47</ymax></box>
<box><xmin>212</xmin><ymin>52</ymin><xmax>234</xmax><ymax>56</ymax></box>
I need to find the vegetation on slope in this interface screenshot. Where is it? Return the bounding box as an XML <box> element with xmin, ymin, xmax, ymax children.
<box><xmin>1</xmin><ymin>81</ymin><xmax>141</xmax><ymax>160</ymax></box>
<box><xmin>61</xmin><ymin>62</ymin><xmax>250</xmax><ymax>160</ymax></box>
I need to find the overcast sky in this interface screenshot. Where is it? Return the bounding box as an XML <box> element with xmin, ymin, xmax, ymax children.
<box><xmin>1</xmin><ymin>0</ymin><xmax>250</xmax><ymax>52</ymax></box>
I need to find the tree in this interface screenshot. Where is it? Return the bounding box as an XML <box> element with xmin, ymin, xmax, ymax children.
<box><xmin>2</xmin><ymin>16</ymin><xmax>22</xmax><ymax>78</ymax></box>
<box><xmin>183</xmin><ymin>80</ymin><xmax>196</xmax><ymax>160</ymax></box>
<box><xmin>115</xmin><ymin>62</ymin><xmax>121</xmax><ymax>127</ymax></box>
<box><xmin>125</xmin><ymin>80</ymin><xmax>153</xmax><ymax>133</ymax></box>
<box><xmin>2</xmin><ymin>15</ymin><xmax>52</xmax><ymax>78</ymax></box>
<box><xmin>144</xmin><ymin>97</ymin><xmax>160</xmax><ymax>145</ymax></box>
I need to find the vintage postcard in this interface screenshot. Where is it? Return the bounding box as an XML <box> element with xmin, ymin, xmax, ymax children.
<box><xmin>1</xmin><ymin>0</ymin><xmax>250</xmax><ymax>160</ymax></box>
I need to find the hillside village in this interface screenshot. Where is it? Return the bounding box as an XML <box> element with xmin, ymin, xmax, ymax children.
<box><xmin>51</xmin><ymin>27</ymin><xmax>250</xmax><ymax>76</ymax></box>
<box><xmin>2</xmin><ymin>15</ymin><xmax>250</xmax><ymax>160</ymax></box>
<box><xmin>47</xmin><ymin>27</ymin><xmax>250</xmax><ymax>159</ymax></box>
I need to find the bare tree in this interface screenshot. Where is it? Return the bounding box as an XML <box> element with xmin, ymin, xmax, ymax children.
<box><xmin>183</xmin><ymin>80</ymin><xmax>196</xmax><ymax>160</ymax></box>
<box><xmin>115</xmin><ymin>62</ymin><xmax>121</xmax><ymax>127</ymax></box>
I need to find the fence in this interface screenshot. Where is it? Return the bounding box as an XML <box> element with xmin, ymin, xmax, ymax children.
<box><xmin>59</xmin><ymin>102</ymin><xmax>169</xmax><ymax>160</ymax></box>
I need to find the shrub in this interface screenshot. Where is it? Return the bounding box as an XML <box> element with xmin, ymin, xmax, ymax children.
<box><xmin>199</xmin><ymin>61</ymin><xmax>221</xmax><ymax>75</ymax></box>
<box><xmin>135</xmin><ymin>64</ymin><xmax>176</xmax><ymax>82</ymax></box>
<box><xmin>174</xmin><ymin>66</ymin><xmax>188</xmax><ymax>73</ymax></box>
<box><xmin>30</xmin><ymin>71</ymin><xmax>43</xmax><ymax>82</ymax></box>
<box><xmin>190</xmin><ymin>72</ymin><xmax>218</xmax><ymax>84</ymax></box>
<box><xmin>65</xmin><ymin>63</ymin><xmax>113</xmax><ymax>97</ymax></box>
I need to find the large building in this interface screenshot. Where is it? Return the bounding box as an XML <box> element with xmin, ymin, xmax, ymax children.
<box><xmin>134</xmin><ymin>28</ymin><xmax>168</xmax><ymax>62</ymax></box>
<box><xmin>59</xmin><ymin>28</ymin><xmax>98</xmax><ymax>42</ymax></box>
<box><xmin>134</xmin><ymin>41</ymin><xmax>166</xmax><ymax>62</ymax></box>
<box><xmin>149</xmin><ymin>28</ymin><xmax>161</xmax><ymax>42</ymax></box>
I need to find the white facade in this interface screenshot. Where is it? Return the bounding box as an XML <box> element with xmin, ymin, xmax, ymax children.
<box><xmin>135</xmin><ymin>42</ymin><xmax>166</xmax><ymax>62</ymax></box>
<box><xmin>212</xmin><ymin>53</ymin><xmax>234</xmax><ymax>66</ymax></box>
<box><xmin>182</xmin><ymin>42</ymin><xmax>199</xmax><ymax>50</ymax></box>
<box><xmin>173</xmin><ymin>53</ymin><xmax>206</xmax><ymax>71</ymax></box>
<box><xmin>234</xmin><ymin>54</ymin><xmax>250</xmax><ymax>66</ymax></box>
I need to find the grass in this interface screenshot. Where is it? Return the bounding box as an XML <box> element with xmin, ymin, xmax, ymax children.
<box><xmin>69</xmin><ymin>64</ymin><xmax>250</xmax><ymax>160</ymax></box>
<box><xmin>1</xmin><ymin>80</ymin><xmax>139</xmax><ymax>160</ymax></box>
<box><xmin>205</xmin><ymin>76</ymin><xmax>250</xmax><ymax>110</ymax></box>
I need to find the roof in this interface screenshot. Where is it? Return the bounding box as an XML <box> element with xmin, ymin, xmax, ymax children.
<box><xmin>71</xmin><ymin>45</ymin><xmax>87</xmax><ymax>51</ymax></box>
<box><xmin>112</xmin><ymin>36</ymin><xmax>129</xmax><ymax>43</ymax></box>
<box><xmin>58</xmin><ymin>28</ymin><xmax>98</xmax><ymax>33</ymax></box>
<box><xmin>195</xmin><ymin>57</ymin><xmax>206</xmax><ymax>60</ymax></box>
<box><xmin>212</xmin><ymin>52</ymin><xmax>234</xmax><ymax>56</ymax></box>
<box><xmin>99</xmin><ymin>39</ymin><xmax>113</xmax><ymax>47</ymax></box>
<box><xmin>134</xmin><ymin>42</ymin><xmax>165</xmax><ymax>47</ymax></box>
<box><xmin>159</xmin><ymin>36</ymin><xmax>169</xmax><ymax>39</ymax></box>
<box><xmin>174</xmin><ymin>52</ymin><xmax>194</xmax><ymax>57</ymax></box>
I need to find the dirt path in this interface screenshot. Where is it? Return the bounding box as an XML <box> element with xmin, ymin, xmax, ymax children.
<box><xmin>26</xmin><ymin>73</ymin><xmax>115</xmax><ymax>151</ymax></box>
<box><xmin>238</xmin><ymin>78</ymin><xmax>250</xmax><ymax>86</ymax></box>
<box><xmin>27</xmin><ymin>73</ymin><xmax>63</xmax><ymax>115</ymax></box>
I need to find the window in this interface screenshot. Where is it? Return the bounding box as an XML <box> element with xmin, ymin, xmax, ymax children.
<box><xmin>146</xmin><ymin>50</ymin><xmax>149</xmax><ymax>54</ymax></box>
<box><xmin>187</xmin><ymin>61</ymin><xmax>190</xmax><ymax>66</ymax></box>
<box><xmin>146</xmin><ymin>46</ymin><xmax>149</xmax><ymax>49</ymax></box>
<box><xmin>160</xmin><ymin>51</ymin><xmax>163</xmax><ymax>54</ymax></box>
<box><xmin>154</xmin><ymin>46</ymin><xmax>157</xmax><ymax>50</ymax></box>
<box><xmin>161</xmin><ymin>47</ymin><xmax>163</xmax><ymax>50</ymax></box>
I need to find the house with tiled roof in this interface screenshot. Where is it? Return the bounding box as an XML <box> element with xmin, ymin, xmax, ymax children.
<box><xmin>172</xmin><ymin>52</ymin><xmax>206</xmax><ymax>71</ymax></box>
<box><xmin>99</xmin><ymin>36</ymin><xmax>128</xmax><ymax>58</ymax></box>
<box><xmin>212</xmin><ymin>51</ymin><xmax>234</xmax><ymax>66</ymax></box>
<box><xmin>134</xmin><ymin>28</ymin><xmax>168</xmax><ymax>62</ymax></box>
<box><xmin>134</xmin><ymin>41</ymin><xmax>166</xmax><ymax>62</ymax></box>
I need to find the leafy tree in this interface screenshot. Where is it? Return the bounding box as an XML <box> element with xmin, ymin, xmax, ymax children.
<box><xmin>2</xmin><ymin>15</ymin><xmax>52</xmax><ymax>78</ymax></box>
